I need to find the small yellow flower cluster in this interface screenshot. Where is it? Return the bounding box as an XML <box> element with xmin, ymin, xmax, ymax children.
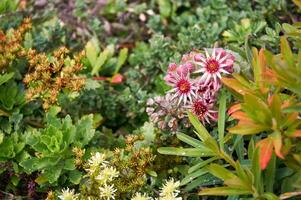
<box><xmin>158</xmin><ymin>178</ymin><xmax>182</xmax><ymax>200</ymax></box>
<box><xmin>130</xmin><ymin>178</ymin><xmax>182</xmax><ymax>200</ymax></box>
<box><xmin>84</xmin><ymin>152</ymin><xmax>119</xmax><ymax>200</ymax></box>
<box><xmin>131</xmin><ymin>192</ymin><xmax>152</xmax><ymax>200</ymax></box>
<box><xmin>58</xmin><ymin>188</ymin><xmax>79</xmax><ymax>200</ymax></box>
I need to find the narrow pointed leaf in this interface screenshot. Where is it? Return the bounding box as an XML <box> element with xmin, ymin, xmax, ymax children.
<box><xmin>199</xmin><ymin>187</ymin><xmax>252</xmax><ymax>196</ymax></box>
<box><xmin>158</xmin><ymin>147</ymin><xmax>215</xmax><ymax>157</ymax></box>
<box><xmin>218</xmin><ymin>93</ymin><xmax>227</xmax><ymax>150</ymax></box>
<box><xmin>188</xmin><ymin>112</ymin><xmax>211</xmax><ymax>141</ymax></box>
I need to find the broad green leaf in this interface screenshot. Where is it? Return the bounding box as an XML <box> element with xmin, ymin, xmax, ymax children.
<box><xmin>35</xmin><ymin>175</ymin><xmax>48</xmax><ymax>184</ymax></box>
<box><xmin>91</xmin><ymin>48</ymin><xmax>110</xmax><ymax>75</ymax></box>
<box><xmin>0</xmin><ymin>132</ymin><xmax>3</xmax><ymax>144</ymax></box>
<box><xmin>218</xmin><ymin>93</ymin><xmax>227</xmax><ymax>149</ymax></box>
<box><xmin>68</xmin><ymin>170</ymin><xmax>82</xmax><ymax>184</ymax></box>
<box><xmin>44</xmin><ymin>166</ymin><xmax>62</xmax><ymax>183</ymax></box>
<box><xmin>141</xmin><ymin>122</ymin><xmax>155</xmax><ymax>143</ymax></box>
<box><xmin>64</xmin><ymin>159</ymin><xmax>76</xmax><ymax>170</ymax></box>
<box><xmin>243</xmin><ymin>93</ymin><xmax>272</xmax><ymax>126</ymax></box>
<box><xmin>146</xmin><ymin>169</ymin><xmax>157</xmax><ymax>177</ymax></box>
<box><xmin>85</xmin><ymin>41</ymin><xmax>98</xmax><ymax>65</ymax></box>
<box><xmin>280</xmin><ymin>37</ymin><xmax>294</xmax><ymax>68</ymax></box>
<box><xmin>0</xmin><ymin>72</ymin><xmax>14</xmax><ymax>86</ymax></box>
<box><xmin>158</xmin><ymin>147</ymin><xmax>215</xmax><ymax>157</ymax></box>
<box><xmin>74</xmin><ymin>115</ymin><xmax>95</xmax><ymax>147</ymax></box>
<box><xmin>20</xmin><ymin>157</ymin><xmax>61</xmax><ymax>173</ymax></box>
<box><xmin>199</xmin><ymin>187</ymin><xmax>252</xmax><ymax>196</ymax></box>
<box><xmin>11</xmin><ymin>175</ymin><xmax>20</xmax><ymax>186</ymax></box>
<box><xmin>157</xmin><ymin>0</ymin><xmax>171</xmax><ymax>18</ymax></box>
<box><xmin>252</xmin><ymin>48</ymin><xmax>263</xmax><ymax>87</ymax></box>
<box><xmin>269</xmin><ymin>94</ymin><xmax>282</xmax><ymax>123</ymax></box>
<box><xmin>114</xmin><ymin>48</ymin><xmax>128</xmax><ymax>74</ymax></box>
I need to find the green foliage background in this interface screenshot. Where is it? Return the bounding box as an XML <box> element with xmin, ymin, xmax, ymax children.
<box><xmin>0</xmin><ymin>0</ymin><xmax>300</xmax><ymax>199</ymax></box>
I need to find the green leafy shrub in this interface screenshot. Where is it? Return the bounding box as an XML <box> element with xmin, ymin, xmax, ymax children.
<box><xmin>20</xmin><ymin>108</ymin><xmax>95</xmax><ymax>186</ymax></box>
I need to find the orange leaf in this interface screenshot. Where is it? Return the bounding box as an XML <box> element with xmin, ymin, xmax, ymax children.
<box><xmin>228</xmin><ymin>103</ymin><xmax>242</xmax><ymax>115</ymax></box>
<box><xmin>228</xmin><ymin>121</ymin><xmax>268</xmax><ymax>135</ymax></box>
<box><xmin>230</xmin><ymin>111</ymin><xmax>250</xmax><ymax>121</ymax></box>
<box><xmin>256</xmin><ymin>138</ymin><xmax>273</xmax><ymax>170</ymax></box>
<box><xmin>288</xmin><ymin>130</ymin><xmax>301</xmax><ymax>138</ymax></box>
<box><xmin>221</xmin><ymin>77</ymin><xmax>249</xmax><ymax>95</ymax></box>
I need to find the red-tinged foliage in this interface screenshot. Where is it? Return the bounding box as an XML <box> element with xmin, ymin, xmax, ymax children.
<box><xmin>221</xmin><ymin>77</ymin><xmax>250</xmax><ymax>95</ymax></box>
<box><xmin>93</xmin><ymin>76</ymin><xmax>108</xmax><ymax>81</ymax></box>
<box><xmin>227</xmin><ymin>103</ymin><xmax>242</xmax><ymax>115</ymax></box>
<box><xmin>288</xmin><ymin>130</ymin><xmax>301</xmax><ymax>138</ymax></box>
<box><xmin>256</xmin><ymin>138</ymin><xmax>274</xmax><ymax>170</ymax></box>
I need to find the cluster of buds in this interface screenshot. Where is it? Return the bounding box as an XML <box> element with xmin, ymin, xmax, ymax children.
<box><xmin>147</xmin><ymin>48</ymin><xmax>235</xmax><ymax>130</ymax></box>
<box><xmin>72</xmin><ymin>147</ymin><xmax>85</xmax><ymax>167</ymax></box>
<box><xmin>112</xmin><ymin>134</ymin><xmax>155</xmax><ymax>195</ymax></box>
<box><xmin>0</xmin><ymin>18</ymin><xmax>32</xmax><ymax>70</ymax></box>
<box><xmin>23</xmin><ymin>47</ymin><xmax>86</xmax><ymax>109</ymax></box>
<box><xmin>146</xmin><ymin>94</ymin><xmax>191</xmax><ymax>132</ymax></box>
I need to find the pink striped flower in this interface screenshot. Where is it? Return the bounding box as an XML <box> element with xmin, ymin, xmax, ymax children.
<box><xmin>167</xmin><ymin>73</ymin><xmax>198</xmax><ymax>106</ymax></box>
<box><xmin>189</xmin><ymin>98</ymin><xmax>217</xmax><ymax>124</ymax></box>
<box><xmin>194</xmin><ymin>48</ymin><xmax>235</xmax><ymax>84</ymax></box>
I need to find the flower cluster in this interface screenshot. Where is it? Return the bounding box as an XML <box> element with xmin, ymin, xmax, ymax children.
<box><xmin>132</xmin><ymin>193</ymin><xmax>153</xmax><ymax>200</ymax></box>
<box><xmin>148</xmin><ymin>48</ymin><xmax>235</xmax><ymax>129</ymax></box>
<box><xmin>146</xmin><ymin>94</ymin><xmax>190</xmax><ymax>132</ymax></box>
<box><xmin>80</xmin><ymin>152</ymin><xmax>119</xmax><ymax>200</ymax></box>
<box><xmin>112</xmin><ymin>134</ymin><xmax>156</xmax><ymax>194</ymax></box>
<box><xmin>159</xmin><ymin>178</ymin><xmax>182</xmax><ymax>200</ymax></box>
<box><xmin>130</xmin><ymin>178</ymin><xmax>182</xmax><ymax>200</ymax></box>
<box><xmin>0</xmin><ymin>18</ymin><xmax>31</xmax><ymax>70</ymax></box>
<box><xmin>84</xmin><ymin>152</ymin><xmax>119</xmax><ymax>200</ymax></box>
<box><xmin>23</xmin><ymin>47</ymin><xmax>85</xmax><ymax>109</ymax></box>
<box><xmin>58</xmin><ymin>188</ymin><xmax>79</xmax><ymax>200</ymax></box>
